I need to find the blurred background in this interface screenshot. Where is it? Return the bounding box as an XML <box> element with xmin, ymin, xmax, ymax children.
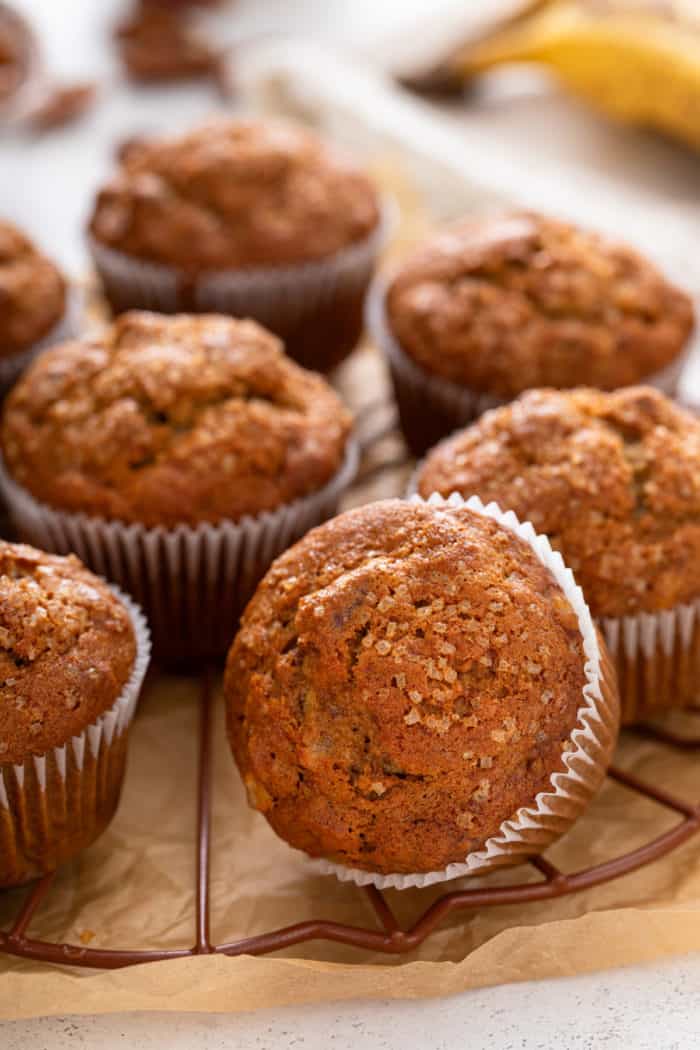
<box><xmin>2</xmin><ymin>1</ymin><xmax>698</xmax><ymax>268</ymax></box>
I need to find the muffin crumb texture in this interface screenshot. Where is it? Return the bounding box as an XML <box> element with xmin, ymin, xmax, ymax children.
<box><xmin>226</xmin><ymin>499</ymin><xmax>587</xmax><ymax>874</ymax></box>
<box><xmin>0</xmin><ymin>219</ymin><xmax>66</xmax><ymax>357</ymax></box>
<box><xmin>0</xmin><ymin>541</ymin><xmax>136</xmax><ymax>765</ymax></box>
<box><xmin>89</xmin><ymin>120</ymin><xmax>380</xmax><ymax>270</ymax></box>
<box><xmin>417</xmin><ymin>386</ymin><xmax>700</xmax><ymax>618</ymax></box>
<box><xmin>1</xmin><ymin>311</ymin><xmax>352</xmax><ymax>527</ymax></box>
<box><xmin>387</xmin><ymin>212</ymin><xmax>694</xmax><ymax>394</ymax></box>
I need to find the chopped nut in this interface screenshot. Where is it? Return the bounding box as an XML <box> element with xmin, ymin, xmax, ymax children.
<box><xmin>471</xmin><ymin>779</ymin><xmax>491</xmax><ymax>802</ymax></box>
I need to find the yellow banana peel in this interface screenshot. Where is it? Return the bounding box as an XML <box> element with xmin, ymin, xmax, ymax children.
<box><xmin>449</xmin><ymin>1</ymin><xmax>700</xmax><ymax>151</ymax></box>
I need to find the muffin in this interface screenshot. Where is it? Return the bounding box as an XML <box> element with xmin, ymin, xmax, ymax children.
<box><xmin>0</xmin><ymin>540</ymin><xmax>150</xmax><ymax>888</ymax></box>
<box><xmin>368</xmin><ymin>211</ymin><xmax>694</xmax><ymax>454</ymax></box>
<box><xmin>226</xmin><ymin>496</ymin><xmax>619</xmax><ymax>887</ymax></box>
<box><xmin>0</xmin><ymin>311</ymin><xmax>357</xmax><ymax>665</ymax></box>
<box><xmin>88</xmin><ymin>119</ymin><xmax>385</xmax><ymax>372</ymax></box>
<box><xmin>415</xmin><ymin>386</ymin><xmax>700</xmax><ymax>723</ymax></box>
<box><xmin>0</xmin><ymin>218</ymin><xmax>72</xmax><ymax>394</ymax></box>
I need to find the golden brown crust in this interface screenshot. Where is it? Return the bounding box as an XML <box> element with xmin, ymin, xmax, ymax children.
<box><xmin>386</xmin><ymin>212</ymin><xmax>694</xmax><ymax>395</ymax></box>
<box><xmin>0</xmin><ymin>541</ymin><xmax>136</xmax><ymax>764</ymax></box>
<box><xmin>88</xmin><ymin>120</ymin><xmax>380</xmax><ymax>271</ymax></box>
<box><xmin>225</xmin><ymin>499</ymin><xmax>586</xmax><ymax>875</ymax></box>
<box><xmin>417</xmin><ymin>386</ymin><xmax>700</xmax><ymax>619</ymax></box>
<box><xmin>1</xmin><ymin>311</ymin><xmax>352</xmax><ymax>527</ymax></box>
<box><xmin>0</xmin><ymin>220</ymin><xmax>66</xmax><ymax>357</ymax></box>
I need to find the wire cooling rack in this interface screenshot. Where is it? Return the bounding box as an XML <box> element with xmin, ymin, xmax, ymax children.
<box><xmin>1</xmin><ymin>395</ymin><xmax>700</xmax><ymax>969</ymax></box>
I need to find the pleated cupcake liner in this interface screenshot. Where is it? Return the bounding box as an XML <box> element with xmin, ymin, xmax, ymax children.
<box><xmin>601</xmin><ymin>599</ymin><xmax>700</xmax><ymax>724</ymax></box>
<box><xmin>0</xmin><ymin>288</ymin><xmax>81</xmax><ymax>398</ymax></box>
<box><xmin>366</xmin><ymin>276</ymin><xmax>691</xmax><ymax>457</ymax></box>
<box><xmin>310</xmin><ymin>492</ymin><xmax>620</xmax><ymax>891</ymax></box>
<box><xmin>0</xmin><ymin>441</ymin><xmax>359</xmax><ymax>667</ymax></box>
<box><xmin>88</xmin><ymin>204</ymin><xmax>392</xmax><ymax>373</ymax></box>
<box><xmin>0</xmin><ymin>588</ymin><xmax>151</xmax><ymax>888</ymax></box>
<box><xmin>405</xmin><ymin>474</ymin><xmax>700</xmax><ymax>726</ymax></box>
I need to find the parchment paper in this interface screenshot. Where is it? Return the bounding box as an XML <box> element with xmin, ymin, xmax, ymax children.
<box><xmin>1</xmin><ymin>164</ymin><xmax>699</xmax><ymax>1021</ymax></box>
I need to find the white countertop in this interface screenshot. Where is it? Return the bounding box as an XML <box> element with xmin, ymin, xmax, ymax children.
<box><xmin>3</xmin><ymin>956</ymin><xmax>700</xmax><ymax>1049</ymax></box>
<box><xmin>2</xmin><ymin>1</ymin><xmax>700</xmax><ymax>1045</ymax></box>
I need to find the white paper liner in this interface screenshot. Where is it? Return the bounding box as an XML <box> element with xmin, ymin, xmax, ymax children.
<box><xmin>310</xmin><ymin>491</ymin><xmax>619</xmax><ymax>890</ymax></box>
<box><xmin>0</xmin><ymin>586</ymin><xmax>150</xmax><ymax>885</ymax></box>
<box><xmin>366</xmin><ymin>275</ymin><xmax>691</xmax><ymax>452</ymax></box>
<box><xmin>405</xmin><ymin>477</ymin><xmax>700</xmax><ymax>724</ymax></box>
<box><xmin>0</xmin><ymin>288</ymin><xmax>80</xmax><ymax>396</ymax></box>
<box><xmin>601</xmin><ymin>598</ymin><xmax>700</xmax><ymax>723</ymax></box>
<box><xmin>88</xmin><ymin>203</ymin><xmax>393</xmax><ymax>369</ymax></box>
<box><xmin>0</xmin><ymin>441</ymin><xmax>359</xmax><ymax>663</ymax></box>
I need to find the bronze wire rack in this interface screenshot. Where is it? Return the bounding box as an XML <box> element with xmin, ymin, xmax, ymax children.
<box><xmin>1</xmin><ymin>398</ymin><xmax>700</xmax><ymax>969</ymax></box>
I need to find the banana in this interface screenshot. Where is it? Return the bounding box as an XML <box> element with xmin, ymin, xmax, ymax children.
<box><xmin>448</xmin><ymin>1</ymin><xmax>700</xmax><ymax>151</ymax></box>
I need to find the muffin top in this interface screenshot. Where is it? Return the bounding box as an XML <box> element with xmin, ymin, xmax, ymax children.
<box><xmin>89</xmin><ymin>119</ymin><xmax>381</xmax><ymax>271</ymax></box>
<box><xmin>0</xmin><ymin>541</ymin><xmax>136</xmax><ymax>765</ymax></box>
<box><xmin>0</xmin><ymin>219</ymin><xmax>66</xmax><ymax>358</ymax></box>
<box><xmin>385</xmin><ymin>211</ymin><xmax>694</xmax><ymax>395</ymax></box>
<box><xmin>1</xmin><ymin>311</ymin><xmax>352</xmax><ymax>528</ymax></box>
<box><xmin>416</xmin><ymin>387</ymin><xmax>700</xmax><ymax>618</ymax></box>
<box><xmin>226</xmin><ymin>498</ymin><xmax>587</xmax><ymax>875</ymax></box>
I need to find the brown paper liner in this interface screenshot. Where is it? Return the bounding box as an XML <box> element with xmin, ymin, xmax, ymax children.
<box><xmin>0</xmin><ymin>590</ymin><xmax>150</xmax><ymax>888</ymax></box>
<box><xmin>88</xmin><ymin>210</ymin><xmax>390</xmax><ymax>373</ymax></box>
<box><xmin>366</xmin><ymin>277</ymin><xmax>691</xmax><ymax>457</ymax></box>
<box><xmin>0</xmin><ymin>442</ymin><xmax>359</xmax><ymax>667</ymax></box>
<box><xmin>601</xmin><ymin>600</ymin><xmax>700</xmax><ymax>725</ymax></box>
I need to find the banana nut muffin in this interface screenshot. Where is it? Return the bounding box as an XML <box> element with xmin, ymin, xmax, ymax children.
<box><xmin>226</xmin><ymin>498</ymin><xmax>593</xmax><ymax>875</ymax></box>
<box><xmin>387</xmin><ymin>212</ymin><xmax>694</xmax><ymax>394</ymax></box>
<box><xmin>89</xmin><ymin>119</ymin><xmax>380</xmax><ymax>270</ymax></box>
<box><xmin>87</xmin><ymin>119</ymin><xmax>383</xmax><ymax>371</ymax></box>
<box><xmin>0</xmin><ymin>218</ymin><xmax>66</xmax><ymax>359</ymax></box>
<box><xmin>0</xmin><ymin>540</ymin><xmax>140</xmax><ymax>887</ymax></box>
<box><xmin>1</xmin><ymin>311</ymin><xmax>353</xmax><ymax>528</ymax></box>
<box><xmin>0</xmin><ymin>541</ymin><xmax>136</xmax><ymax>764</ymax></box>
<box><xmin>416</xmin><ymin>387</ymin><xmax>700</xmax><ymax>619</ymax></box>
<box><xmin>415</xmin><ymin>387</ymin><xmax>700</xmax><ymax>721</ymax></box>
<box><xmin>380</xmin><ymin>211</ymin><xmax>694</xmax><ymax>454</ymax></box>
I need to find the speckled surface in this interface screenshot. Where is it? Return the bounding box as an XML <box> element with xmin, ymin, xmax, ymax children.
<box><xmin>3</xmin><ymin>957</ymin><xmax>700</xmax><ymax>1048</ymax></box>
